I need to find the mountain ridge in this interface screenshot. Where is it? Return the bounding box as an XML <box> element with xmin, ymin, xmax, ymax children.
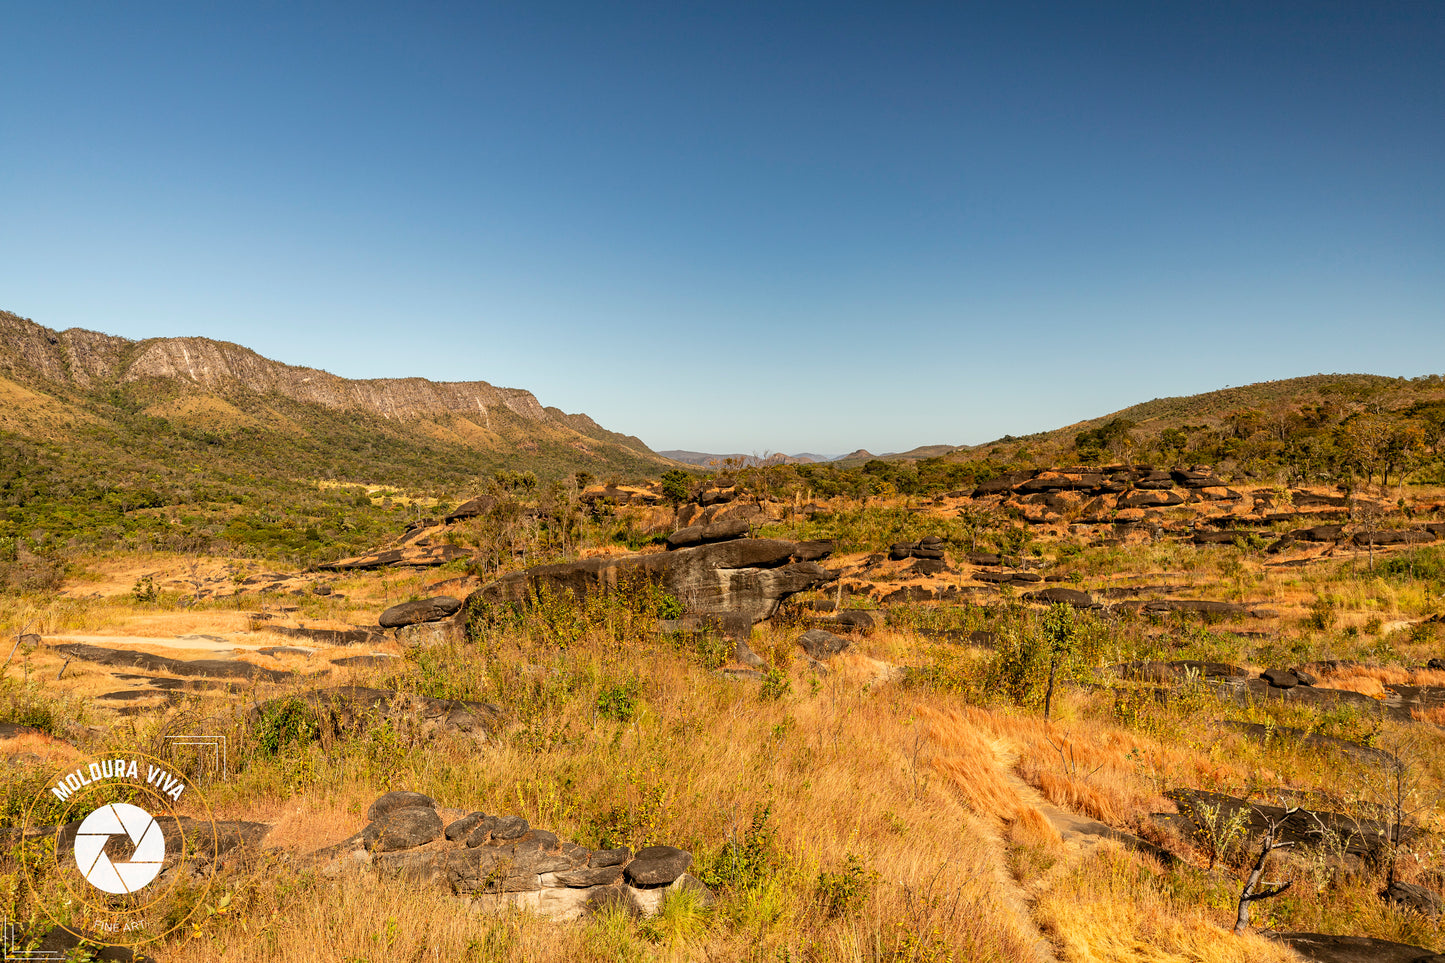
<box><xmin>0</xmin><ymin>310</ymin><xmax>660</xmax><ymax>460</ymax></box>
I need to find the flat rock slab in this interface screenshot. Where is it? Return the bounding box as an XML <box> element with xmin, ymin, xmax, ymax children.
<box><xmin>1024</xmin><ymin>587</ymin><xmax>1097</xmax><ymax>608</ymax></box>
<box><xmin>250</xmin><ymin>686</ymin><xmax>501</xmax><ymax>744</ymax></box>
<box><xmin>1166</xmin><ymin>789</ymin><xmax>1416</xmax><ymax>858</ymax></box>
<box><xmin>1276</xmin><ymin>932</ymin><xmax>1445</xmax><ymax>963</ymax></box>
<box><xmin>331</xmin><ymin>655</ymin><xmax>399</xmax><ymax>668</ymax></box>
<box><xmin>1233</xmin><ymin>678</ymin><xmax>1445</xmax><ymax>723</ymax></box>
<box><xmin>666</xmin><ymin>519</ymin><xmax>750</xmax><ymax>550</ymax></box>
<box><xmin>6</xmin><ymin>927</ymin><xmax>159</xmax><ymax>962</ymax></box>
<box><xmin>269</xmin><ymin>625</ymin><xmax>382</xmax><ymax>646</ymax></box>
<box><xmin>98</xmin><ymin>689</ymin><xmax>180</xmax><ymax>702</ymax></box>
<box><xmin>1109</xmin><ymin>661</ymin><xmax>1247</xmax><ymax>682</ymax></box>
<box><xmin>52</xmin><ymin>642</ymin><xmax>292</xmax><ymax>683</ymax></box>
<box><xmin>1220</xmin><ymin>721</ymin><xmax>1395</xmax><ymax>765</ymax></box>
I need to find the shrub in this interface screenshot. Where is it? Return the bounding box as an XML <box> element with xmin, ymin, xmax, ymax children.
<box><xmin>759</xmin><ymin>668</ymin><xmax>791</xmax><ymax>701</ymax></box>
<box><xmin>252</xmin><ymin>697</ymin><xmax>320</xmax><ymax>756</ymax></box>
<box><xmin>596</xmin><ymin>678</ymin><xmax>641</xmax><ymax>722</ymax></box>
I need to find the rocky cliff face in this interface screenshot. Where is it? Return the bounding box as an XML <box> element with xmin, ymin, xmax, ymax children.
<box><xmin>0</xmin><ymin>310</ymin><xmax>651</xmax><ymax>451</ymax></box>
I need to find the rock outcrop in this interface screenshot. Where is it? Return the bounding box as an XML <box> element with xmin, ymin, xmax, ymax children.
<box><xmin>471</xmin><ymin>538</ymin><xmax>835</xmax><ymax>628</ymax></box>
<box><xmin>320</xmin><ymin>792</ymin><xmax>711</xmax><ymax>921</ymax></box>
<box><xmin>250</xmin><ymin>687</ymin><xmax>501</xmax><ymax>746</ymax></box>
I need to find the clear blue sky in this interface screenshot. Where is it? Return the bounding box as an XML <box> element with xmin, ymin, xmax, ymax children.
<box><xmin>2</xmin><ymin>2</ymin><xmax>1441</xmax><ymax>455</ymax></box>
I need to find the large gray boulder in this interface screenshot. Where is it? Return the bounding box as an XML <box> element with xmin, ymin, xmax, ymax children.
<box><xmin>380</xmin><ymin>596</ymin><xmax>463</xmax><ymax>628</ymax></box>
<box><xmin>471</xmin><ymin>539</ymin><xmax>834</xmax><ymax>625</ymax></box>
<box><xmin>364</xmin><ymin>807</ymin><xmax>444</xmax><ymax>853</ymax></box>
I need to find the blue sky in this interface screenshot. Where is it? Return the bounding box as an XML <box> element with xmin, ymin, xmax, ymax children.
<box><xmin>2</xmin><ymin>2</ymin><xmax>1441</xmax><ymax>454</ymax></box>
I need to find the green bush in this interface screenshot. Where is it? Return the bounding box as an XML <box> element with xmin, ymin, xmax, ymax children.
<box><xmin>252</xmin><ymin>697</ymin><xmax>320</xmax><ymax>756</ymax></box>
<box><xmin>596</xmin><ymin>678</ymin><xmax>641</xmax><ymax>722</ymax></box>
<box><xmin>759</xmin><ymin>668</ymin><xmax>791</xmax><ymax>701</ymax></box>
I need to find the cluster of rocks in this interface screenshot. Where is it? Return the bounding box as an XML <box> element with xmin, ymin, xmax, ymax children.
<box><xmin>887</xmin><ymin>536</ymin><xmax>949</xmax><ymax>575</ymax></box>
<box><xmin>966</xmin><ymin>466</ymin><xmax>1241</xmax><ymax>527</ymax></box>
<box><xmin>319</xmin><ymin>791</ymin><xmax>711</xmax><ymax>920</ymax></box>
<box><xmin>316</xmin><ymin>543</ymin><xmax>470</xmax><ymax>572</ymax></box>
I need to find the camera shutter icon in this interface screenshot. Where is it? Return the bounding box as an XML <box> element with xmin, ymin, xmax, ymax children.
<box><xmin>73</xmin><ymin>803</ymin><xmax>166</xmax><ymax>894</ymax></box>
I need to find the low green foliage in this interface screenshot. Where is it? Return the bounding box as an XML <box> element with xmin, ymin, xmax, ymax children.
<box><xmin>596</xmin><ymin>678</ymin><xmax>641</xmax><ymax>722</ymax></box>
<box><xmin>252</xmin><ymin>697</ymin><xmax>320</xmax><ymax>756</ymax></box>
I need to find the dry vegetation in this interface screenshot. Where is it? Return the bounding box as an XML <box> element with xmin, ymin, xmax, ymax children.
<box><xmin>5</xmin><ymin>471</ymin><xmax>1445</xmax><ymax>962</ymax></box>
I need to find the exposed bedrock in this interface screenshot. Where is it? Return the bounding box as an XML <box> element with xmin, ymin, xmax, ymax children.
<box><xmin>470</xmin><ymin>538</ymin><xmax>835</xmax><ymax>626</ymax></box>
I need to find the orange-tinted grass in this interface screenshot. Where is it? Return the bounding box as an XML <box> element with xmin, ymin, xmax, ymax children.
<box><xmin>1007</xmin><ymin>804</ymin><xmax>1063</xmax><ymax>850</ymax></box>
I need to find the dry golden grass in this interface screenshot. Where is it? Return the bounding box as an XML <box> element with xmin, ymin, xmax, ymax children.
<box><xmin>1319</xmin><ymin>666</ymin><xmax>1445</xmax><ymax>695</ymax></box>
<box><xmin>1007</xmin><ymin>805</ymin><xmax>1063</xmax><ymax>850</ymax></box>
<box><xmin>921</xmin><ymin>706</ymin><xmax>1025</xmax><ymax>821</ymax></box>
<box><xmin>1033</xmin><ymin>843</ymin><xmax>1298</xmax><ymax>963</ymax></box>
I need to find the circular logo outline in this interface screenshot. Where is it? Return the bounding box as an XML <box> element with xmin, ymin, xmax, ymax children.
<box><xmin>21</xmin><ymin>751</ymin><xmax>219</xmax><ymax>949</ymax></box>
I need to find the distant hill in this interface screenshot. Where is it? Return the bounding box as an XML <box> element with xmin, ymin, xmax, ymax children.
<box><xmin>658</xmin><ymin>450</ymin><xmax>830</xmax><ymax>467</ymax></box>
<box><xmin>0</xmin><ymin>309</ymin><xmax>670</xmax><ymax>560</ymax></box>
<box><xmin>951</xmin><ymin>372</ymin><xmax>1445</xmax><ymax>483</ymax></box>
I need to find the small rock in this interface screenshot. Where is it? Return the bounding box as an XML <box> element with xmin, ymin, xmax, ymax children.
<box><xmin>734</xmin><ymin>639</ymin><xmax>768</xmax><ymax>669</ymax></box>
<box><xmin>367</xmin><ymin>791</ymin><xmax>438</xmax><ymax>822</ymax></box>
<box><xmin>798</xmin><ymin>629</ymin><xmax>851</xmax><ymax>661</ymax></box>
<box><xmin>1262</xmin><ymin>668</ymin><xmax>1299</xmax><ymax>689</ymax></box>
<box><xmin>444</xmin><ymin>812</ymin><xmax>485</xmax><ymax>841</ymax></box>
<box><xmin>1381</xmin><ymin>880</ymin><xmax>1443</xmax><ymax>917</ymax></box>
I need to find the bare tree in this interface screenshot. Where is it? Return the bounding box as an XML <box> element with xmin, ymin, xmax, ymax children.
<box><xmin>1369</xmin><ymin>741</ymin><xmax>1429</xmax><ymax>890</ymax></box>
<box><xmin>1234</xmin><ymin>806</ymin><xmax>1300</xmax><ymax>935</ymax></box>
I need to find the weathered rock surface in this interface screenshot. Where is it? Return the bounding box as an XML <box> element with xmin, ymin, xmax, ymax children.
<box><xmin>367</xmin><ymin>791</ymin><xmax>438</xmax><ymax>821</ymax></box>
<box><xmin>379</xmin><ymin>597</ymin><xmax>463</xmax><ymax>628</ymax></box>
<box><xmin>471</xmin><ymin>539</ymin><xmax>834</xmax><ymax>626</ymax></box>
<box><xmin>1353</xmin><ymin>529</ymin><xmax>1436</xmax><ymax>547</ymax></box>
<box><xmin>394</xmin><ymin>612</ymin><xmax>466</xmax><ymax>649</ymax></box>
<box><xmin>888</xmin><ymin>536</ymin><xmax>946</xmax><ymax>561</ymax></box>
<box><xmin>624</xmin><ymin>846</ymin><xmax>692</xmax><ymax>886</ymax></box>
<box><xmin>52</xmin><ymin>643</ymin><xmax>291</xmax><ymax>683</ymax></box>
<box><xmin>268</xmin><ymin>625</ymin><xmax>383</xmax><ymax>646</ymax></box>
<box><xmin>1380</xmin><ymin>881</ymin><xmax>1443</xmax><ymax>918</ymax></box>
<box><xmin>666</xmin><ymin>520</ymin><xmax>749</xmax><ymax>549</ymax></box>
<box><xmin>1023</xmin><ymin>587</ymin><xmax>1097</xmax><ymax>608</ymax></box>
<box><xmin>250</xmin><ymin>686</ymin><xmax>501</xmax><ymax>745</ymax></box>
<box><xmin>798</xmin><ymin>629</ymin><xmax>852</xmax><ymax>661</ymax></box>
<box><xmin>1108</xmin><ymin>661</ymin><xmax>1247</xmax><ymax>683</ymax></box>
<box><xmin>364</xmin><ymin>807</ymin><xmax>444</xmax><ymax>852</ymax></box>
<box><xmin>1261</xmin><ymin>667</ymin><xmax>1301</xmax><ymax>689</ymax></box>
<box><xmin>317</xmin><ymin>544</ymin><xmax>470</xmax><ymax>571</ymax></box>
<box><xmin>1276</xmin><ymin>932</ymin><xmax>1445</xmax><ymax>963</ymax></box>
<box><xmin>1220</xmin><ymin>721</ymin><xmax>1395</xmax><ymax>765</ymax></box>
<box><xmin>973</xmin><ymin>570</ymin><xmax>1042</xmax><ymax>585</ymax></box>
<box><xmin>1163</xmin><ymin>789</ymin><xmax>1417</xmax><ymax>858</ymax></box>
